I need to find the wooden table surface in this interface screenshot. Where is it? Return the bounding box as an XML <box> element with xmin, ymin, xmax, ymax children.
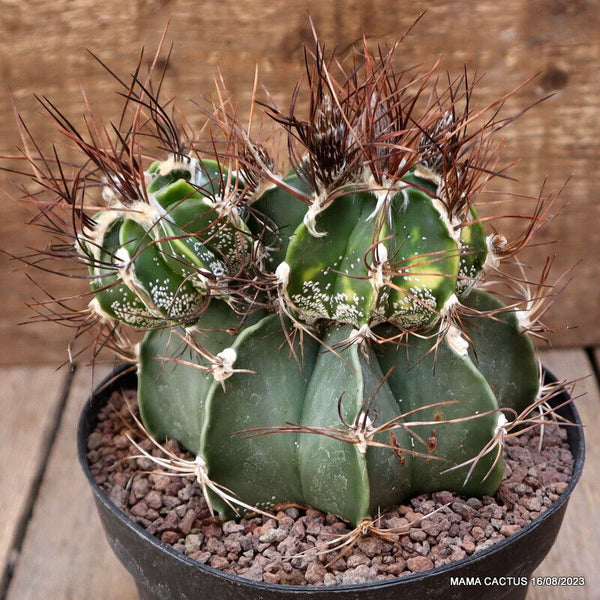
<box><xmin>0</xmin><ymin>348</ymin><xmax>598</xmax><ymax>600</ymax></box>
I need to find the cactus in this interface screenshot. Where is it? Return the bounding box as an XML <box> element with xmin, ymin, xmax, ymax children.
<box><xmin>13</xmin><ymin>34</ymin><xmax>562</xmax><ymax>529</ymax></box>
<box><xmin>83</xmin><ymin>156</ymin><xmax>254</xmax><ymax>328</ymax></box>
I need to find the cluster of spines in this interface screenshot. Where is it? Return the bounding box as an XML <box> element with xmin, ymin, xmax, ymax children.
<box><xmin>7</xmin><ymin>28</ymin><xmax>564</xmax><ymax>379</ymax></box>
<box><xmin>255</xmin><ymin>38</ymin><xmax>559</xmax><ymax>350</ymax></box>
<box><xmin>4</xmin><ymin>22</ymin><xmax>577</xmax><ymax>533</ymax></box>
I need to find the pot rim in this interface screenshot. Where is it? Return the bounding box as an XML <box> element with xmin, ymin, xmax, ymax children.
<box><xmin>77</xmin><ymin>364</ymin><xmax>585</xmax><ymax>593</ymax></box>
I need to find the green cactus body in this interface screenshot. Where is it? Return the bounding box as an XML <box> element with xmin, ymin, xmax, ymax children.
<box><xmin>373</xmin><ymin>329</ymin><xmax>503</xmax><ymax>497</ymax></box>
<box><xmin>457</xmin><ymin>210</ymin><xmax>488</xmax><ymax>298</ymax></box>
<box><xmin>147</xmin><ymin>157</ymin><xmax>223</xmax><ymax>196</ymax></box>
<box><xmin>249</xmin><ymin>171</ymin><xmax>309</xmax><ymax>267</ymax></box>
<box><xmin>88</xmin><ymin>216</ymin><xmax>164</xmax><ymax>328</ymax></box>
<box><xmin>84</xmin><ymin>157</ymin><xmax>253</xmax><ymax>327</ymax></box>
<box><xmin>137</xmin><ymin>290</ymin><xmax>536</xmax><ymax>525</ymax></box>
<box><xmin>16</xmin><ymin>29</ymin><xmax>557</xmax><ymax>546</ymax></box>
<box><xmin>80</xmin><ymin>133</ymin><xmax>540</xmax><ymax>531</ymax></box>
<box><xmin>280</xmin><ymin>172</ymin><xmax>460</xmax><ymax>331</ymax></box>
<box><xmin>461</xmin><ymin>289</ymin><xmax>540</xmax><ymax>413</ymax></box>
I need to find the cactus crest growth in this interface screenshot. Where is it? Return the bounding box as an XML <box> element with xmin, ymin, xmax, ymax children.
<box><xmin>13</xmin><ymin>29</ymin><xmax>566</xmax><ymax>527</ymax></box>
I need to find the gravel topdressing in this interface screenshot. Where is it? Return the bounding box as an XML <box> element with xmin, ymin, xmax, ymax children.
<box><xmin>87</xmin><ymin>389</ymin><xmax>574</xmax><ymax>586</ymax></box>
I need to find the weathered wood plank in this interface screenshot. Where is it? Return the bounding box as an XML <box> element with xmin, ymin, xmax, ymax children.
<box><xmin>528</xmin><ymin>348</ymin><xmax>600</xmax><ymax>600</ymax></box>
<box><xmin>5</xmin><ymin>365</ymin><xmax>137</xmax><ymax>600</ymax></box>
<box><xmin>5</xmin><ymin>350</ymin><xmax>597</xmax><ymax>597</ymax></box>
<box><xmin>1</xmin><ymin>0</ymin><xmax>598</xmax><ymax>365</ymax></box>
<box><xmin>0</xmin><ymin>366</ymin><xmax>68</xmax><ymax>593</ymax></box>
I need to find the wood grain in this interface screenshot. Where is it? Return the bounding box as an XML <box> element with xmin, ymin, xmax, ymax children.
<box><xmin>1</xmin><ymin>0</ymin><xmax>598</xmax><ymax>364</ymax></box>
<box><xmin>5</xmin><ymin>365</ymin><xmax>137</xmax><ymax>600</ymax></box>
<box><xmin>0</xmin><ymin>366</ymin><xmax>68</xmax><ymax>592</ymax></box>
<box><xmin>528</xmin><ymin>348</ymin><xmax>600</xmax><ymax>599</ymax></box>
<box><xmin>1</xmin><ymin>350</ymin><xmax>597</xmax><ymax>598</ymax></box>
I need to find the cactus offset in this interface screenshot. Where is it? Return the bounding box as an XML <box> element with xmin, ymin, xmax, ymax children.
<box><xmin>84</xmin><ymin>156</ymin><xmax>253</xmax><ymax>328</ymax></box>
<box><xmin>13</xmin><ymin>33</ymin><xmax>563</xmax><ymax>528</ymax></box>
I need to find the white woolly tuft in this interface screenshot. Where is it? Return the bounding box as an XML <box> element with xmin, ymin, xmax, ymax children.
<box><xmin>370</xmin><ymin>243</ymin><xmax>388</xmax><ymax>292</ymax></box>
<box><xmin>157</xmin><ymin>153</ymin><xmax>196</xmax><ymax>176</ymax></box>
<box><xmin>495</xmin><ymin>412</ymin><xmax>509</xmax><ymax>435</ymax></box>
<box><xmin>303</xmin><ymin>203</ymin><xmax>327</xmax><ymax>238</ymax></box>
<box><xmin>275</xmin><ymin>261</ymin><xmax>290</xmax><ymax>287</ymax></box>
<box><xmin>88</xmin><ymin>297</ymin><xmax>114</xmax><ymax>324</ymax></box>
<box><xmin>193</xmin><ymin>455</ymin><xmax>210</xmax><ymax>481</ymax></box>
<box><xmin>516</xmin><ymin>309</ymin><xmax>532</xmax><ymax>332</ymax></box>
<box><xmin>352</xmin><ymin>411</ymin><xmax>375</xmax><ymax>454</ymax></box>
<box><xmin>441</xmin><ymin>294</ymin><xmax>469</xmax><ymax>356</ymax></box>
<box><xmin>483</xmin><ymin>233</ymin><xmax>504</xmax><ymax>270</ymax></box>
<box><xmin>353</xmin><ymin>411</ymin><xmax>373</xmax><ymax>430</ymax></box>
<box><xmin>114</xmin><ymin>246</ymin><xmax>132</xmax><ymax>270</ymax></box>
<box><xmin>345</xmin><ymin>324</ymin><xmax>377</xmax><ymax>345</ymax></box>
<box><xmin>212</xmin><ymin>347</ymin><xmax>237</xmax><ymax>382</ymax></box>
<box><xmin>431</xmin><ymin>197</ymin><xmax>461</xmax><ymax>245</ymax></box>
<box><xmin>366</xmin><ymin>188</ymin><xmax>392</xmax><ymax>221</ymax></box>
<box><xmin>414</xmin><ymin>164</ymin><xmax>442</xmax><ymax>186</ymax></box>
<box><xmin>446</xmin><ymin>324</ymin><xmax>470</xmax><ymax>356</ymax></box>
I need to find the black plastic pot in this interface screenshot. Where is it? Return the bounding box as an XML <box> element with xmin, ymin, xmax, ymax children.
<box><xmin>78</xmin><ymin>366</ymin><xmax>584</xmax><ymax>600</ymax></box>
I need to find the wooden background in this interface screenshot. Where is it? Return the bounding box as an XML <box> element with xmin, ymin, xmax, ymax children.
<box><xmin>0</xmin><ymin>0</ymin><xmax>599</xmax><ymax>365</ymax></box>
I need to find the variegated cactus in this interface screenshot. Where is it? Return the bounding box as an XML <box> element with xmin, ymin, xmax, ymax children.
<box><xmin>13</xmin><ymin>34</ymin><xmax>560</xmax><ymax>528</ymax></box>
<box><xmin>83</xmin><ymin>157</ymin><xmax>253</xmax><ymax>329</ymax></box>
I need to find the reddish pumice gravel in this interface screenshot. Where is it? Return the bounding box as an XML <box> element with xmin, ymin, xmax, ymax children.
<box><xmin>87</xmin><ymin>390</ymin><xmax>574</xmax><ymax>586</ymax></box>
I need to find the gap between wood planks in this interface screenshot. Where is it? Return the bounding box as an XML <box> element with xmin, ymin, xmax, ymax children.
<box><xmin>0</xmin><ymin>366</ymin><xmax>76</xmax><ymax>600</ymax></box>
<box><xmin>2</xmin><ymin>348</ymin><xmax>598</xmax><ymax>600</ymax></box>
<box><xmin>584</xmin><ymin>348</ymin><xmax>600</xmax><ymax>387</ymax></box>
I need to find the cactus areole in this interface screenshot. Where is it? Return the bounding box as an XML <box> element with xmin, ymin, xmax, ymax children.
<box><xmin>20</xmin><ymin>36</ymin><xmax>558</xmax><ymax>528</ymax></box>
